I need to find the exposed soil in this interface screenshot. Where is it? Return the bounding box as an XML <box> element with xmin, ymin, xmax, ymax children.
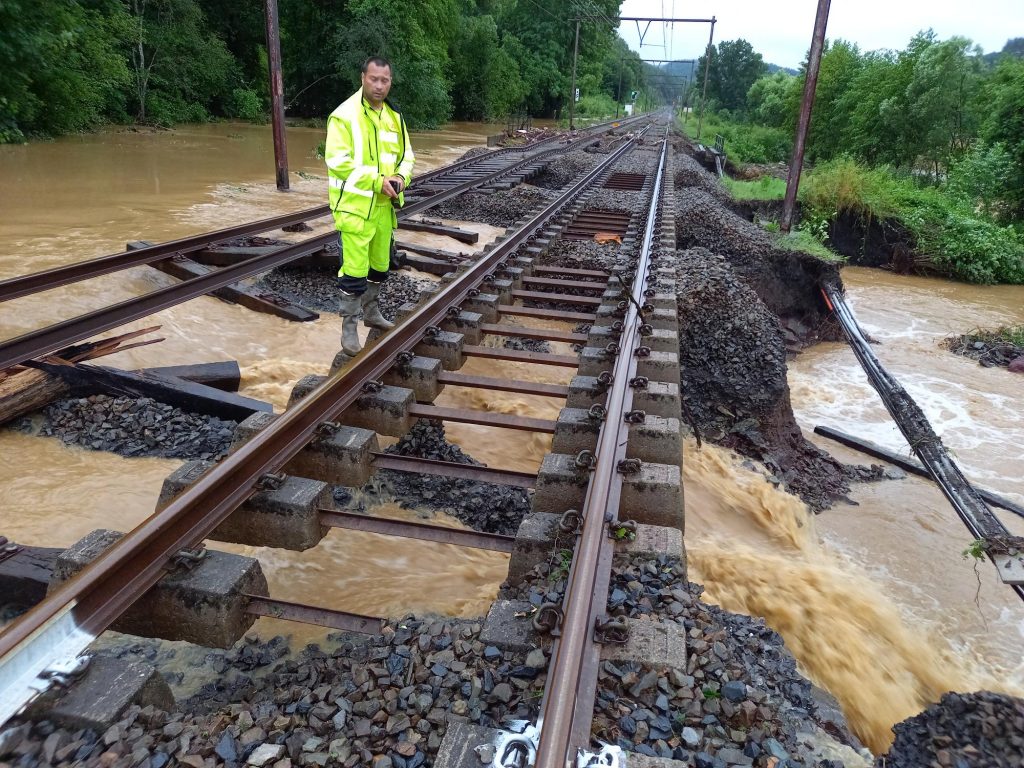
<box><xmin>826</xmin><ymin>211</ymin><xmax>917</xmax><ymax>273</ymax></box>
<box><xmin>673</xmin><ymin>247</ymin><xmax>851</xmax><ymax>510</ymax></box>
<box><xmin>673</xmin><ymin>187</ymin><xmax>841</xmax><ymax>349</ymax></box>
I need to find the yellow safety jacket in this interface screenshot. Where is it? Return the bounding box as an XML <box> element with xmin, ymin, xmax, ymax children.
<box><xmin>325</xmin><ymin>89</ymin><xmax>415</xmax><ymax>232</ymax></box>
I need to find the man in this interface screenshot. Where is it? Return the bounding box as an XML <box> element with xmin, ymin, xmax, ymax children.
<box><xmin>324</xmin><ymin>56</ymin><xmax>415</xmax><ymax>356</ymax></box>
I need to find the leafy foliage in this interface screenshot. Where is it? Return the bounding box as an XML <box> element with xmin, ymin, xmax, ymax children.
<box><xmin>803</xmin><ymin>157</ymin><xmax>1024</xmax><ymax>284</ymax></box>
<box><xmin>695</xmin><ymin>39</ymin><xmax>766</xmax><ymax>112</ymax></box>
<box><xmin>0</xmin><ymin>0</ymin><xmax>636</xmax><ymax>139</ymax></box>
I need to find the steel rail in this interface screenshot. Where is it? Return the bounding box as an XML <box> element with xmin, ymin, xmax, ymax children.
<box><xmin>0</xmin><ymin>154</ymin><xmax>463</xmax><ymax>304</ymax></box>
<box><xmin>0</xmin><ymin>114</ymin><xmax>644</xmax><ymax>304</ymax></box>
<box><xmin>822</xmin><ymin>285</ymin><xmax>1024</xmax><ymax>599</ymax></box>
<box><xmin>534</xmin><ymin>134</ymin><xmax>669</xmax><ymax>768</ymax></box>
<box><xmin>0</xmin><ymin>121</ymin><xmax>635</xmax><ymax>373</ymax></box>
<box><xmin>0</xmin><ymin>122</ymin><xmax>651</xmax><ymax>726</ymax></box>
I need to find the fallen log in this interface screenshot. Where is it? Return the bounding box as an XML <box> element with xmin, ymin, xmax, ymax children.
<box><xmin>0</xmin><ymin>367</ymin><xmax>71</xmax><ymax>426</ymax></box>
<box><xmin>0</xmin><ymin>328</ymin><xmax>164</xmax><ymax>426</ymax></box>
<box><xmin>32</xmin><ymin>361</ymin><xmax>272</xmax><ymax>421</ymax></box>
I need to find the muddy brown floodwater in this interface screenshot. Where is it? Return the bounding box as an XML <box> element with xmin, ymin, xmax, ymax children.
<box><xmin>2</xmin><ymin>126</ymin><xmax>1024</xmax><ymax>754</ymax></box>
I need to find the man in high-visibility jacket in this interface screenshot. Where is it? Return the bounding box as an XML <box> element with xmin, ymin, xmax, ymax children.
<box><xmin>324</xmin><ymin>56</ymin><xmax>415</xmax><ymax>356</ymax></box>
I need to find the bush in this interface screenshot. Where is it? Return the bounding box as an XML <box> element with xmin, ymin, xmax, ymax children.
<box><xmin>226</xmin><ymin>88</ymin><xmax>265</xmax><ymax>122</ymax></box>
<box><xmin>803</xmin><ymin>156</ymin><xmax>1024</xmax><ymax>284</ymax></box>
<box><xmin>677</xmin><ymin>112</ymin><xmax>790</xmax><ymax>164</ymax></box>
<box><xmin>575</xmin><ymin>93</ymin><xmax>617</xmax><ymax>119</ymax></box>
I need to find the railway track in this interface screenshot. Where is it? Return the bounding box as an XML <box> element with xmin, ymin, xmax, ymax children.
<box><xmin>0</xmin><ymin>117</ymin><xmax>645</xmax><ymax>373</ymax></box>
<box><xmin>0</xmin><ymin>114</ymin><xmax>682</xmax><ymax>768</ymax></box>
<box><xmin>0</xmin><ymin>115</ymin><xmax>638</xmax><ymax>308</ymax></box>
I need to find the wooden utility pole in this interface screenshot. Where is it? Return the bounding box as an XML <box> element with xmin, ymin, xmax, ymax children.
<box><xmin>569</xmin><ymin>20</ymin><xmax>581</xmax><ymax>130</ymax></box>
<box><xmin>265</xmin><ymin>0</ymin><xmax>289</xmax><ymax>191</ymax></box>
<box><xmin>781</xmin><ymin>0</ymin><xmax>831</xmax><ymax>232</ymax></box>
<box><xmin>695</xmin><ymin>16</ymin><xmax>716</xmax><ymax>141</ymax></box>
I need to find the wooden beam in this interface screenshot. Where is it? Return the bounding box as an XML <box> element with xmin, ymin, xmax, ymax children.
<box><xmin>34</xmin><ymin>362</ymin><xmax>272</xmax><ymax>421</ymax></box>
<box><xmin>135</xmin><ymin>361</ymin><xmax>241</xmax><ymax>392</ymax></box>
<box><xmin>398</xmin><ymin>220</ymin><xmax>479</xmax><ymax>244</ymax></box>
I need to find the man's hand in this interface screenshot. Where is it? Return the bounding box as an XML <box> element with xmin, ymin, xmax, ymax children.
<box><xmin>381</xmin><ymin>178</ymin><xmax>398</xmax><ymax>199</ymax></box>
<box><xmin>387</xmin><ymin>175</ymin><xmax>405</xmax><ymax>194</ymax></box>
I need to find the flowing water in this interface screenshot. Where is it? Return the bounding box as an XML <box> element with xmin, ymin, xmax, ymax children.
<box><xmin>2</xmin><ymin>127</ymin><xmax>1024</xmax><ymax>753</ymax></box>
<box><xmin>686</xmin><ymin>268</ymin><xmax>1024</xmax><ymax>752</ymax></box>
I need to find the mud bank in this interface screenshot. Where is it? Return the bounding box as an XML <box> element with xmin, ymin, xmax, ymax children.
<box><xmin>670</xmin><ymin>141</ymin><xmax>862</xmax><ymax>510</ymax></box>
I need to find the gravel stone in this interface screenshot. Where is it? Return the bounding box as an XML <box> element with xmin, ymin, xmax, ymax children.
<box><xmin>11</xmin><ymin>394</ymin><xmax>238</xmax><ymax>460</ymax></box>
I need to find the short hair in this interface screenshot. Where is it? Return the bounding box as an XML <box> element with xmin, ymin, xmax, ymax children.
<box><xmin>362</xmin><ymin>56</ymin><xmax>392</xmax><ymax>74</ymax></box>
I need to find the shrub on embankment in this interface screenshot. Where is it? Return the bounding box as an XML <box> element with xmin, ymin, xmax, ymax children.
<box><xmin>719</xmin><ymin>156</ymin><xmax>1024</xmax><ymax>284</ymax></box>
<box><xmin>802</xmin><ymin>157</ymin><xmax>1024</xmax><ymax>284</ymax></box>
<box><xmin>677</xmin><ymin>112</ymin><xmax>790</xmax><ymax>165</ymax></box>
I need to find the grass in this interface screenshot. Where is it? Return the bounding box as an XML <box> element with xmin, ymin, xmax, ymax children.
<box><xmin>775</xmin><ymin>230</ymin><xmax>845</xmax><ymax>262</ymax></box>
<box><xmin>723</xmin><ymin>176</ymin><xmax>786</xmax><ymax>201</ymax></box>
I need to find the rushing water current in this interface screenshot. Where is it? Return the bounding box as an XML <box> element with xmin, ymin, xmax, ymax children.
<box><xmin>2</xmin><ymin>124</ymin><xmax>1023</xmax><ymax>753</ymax></box>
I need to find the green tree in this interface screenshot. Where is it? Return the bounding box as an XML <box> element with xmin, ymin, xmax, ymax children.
<box><xmin>800</xmin><ymin>40</ymin><xmax>862</xmax><ymax>162</ymax></box>
<box><xmin>0</xmin><ymin>0</ymin><xmax>131</xmax><ymax>141</ymax></box>
<box><xmin>746</xmin><ymin>71</ymin><xmax>795</xmax><ymax>127</ymax></box>
<box><xmin>905</xmin><ymin>36</ymin><xmax>982</xmax><ymax>174</ymax></box>
<box><xmin>696</xmin><ymin>39</ymin><xmax>766</xmax><ymax>113</ymax></box>
<box><xmin>126</xmin><ymin>0</ymin><xmax>237</xmax><ymax>123</ymax></box>
<box><xmin>980</xmin><ymin>56</ymin><xmax>1024</xmax><ymax>220</ymax></box>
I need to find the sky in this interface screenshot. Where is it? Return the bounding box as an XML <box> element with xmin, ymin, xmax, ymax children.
<box><xmin>615</xmin><ymin>0</ymin><xmax>1023</xmax><ymax>68</ymax></box>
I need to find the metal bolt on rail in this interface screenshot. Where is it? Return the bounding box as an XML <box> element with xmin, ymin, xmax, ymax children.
<box><xmin>169</xmin><ymin>546</ymin><xmax>206</xmax><ymax>571</ymax></box>
<box><xmin>480</xmin><ymin>721</ymin><xmax>541</xmax><ymax>768</ymax></box>
<box><xmin>593</xmin><ymin>615</ymin><xmax>629</xmax><ymax>645</ymax></box>
<box><xmin>533</xmin><ymin>604</ymin><xmax>564</xmax><ymax>636</ymax></box>
<box><xmin>38</xmin><ymin>655</ymin><xmax>91</xmax><ymax>689</ymax></box>
<box><xmin>559</xmin><ymin>510</ymin><xmax>584</xmax><ymax>535</ymax></box>
<box><xmin>577</xmin><ymin>744</ymin><xmax>624</xmax><ymax>768</ymax></box>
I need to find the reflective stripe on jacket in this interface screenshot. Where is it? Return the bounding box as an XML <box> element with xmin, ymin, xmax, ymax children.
<box><xmin>324</xmin><ymin>89</ymin><xmax>415</xmax><ymax>229</ymax></box>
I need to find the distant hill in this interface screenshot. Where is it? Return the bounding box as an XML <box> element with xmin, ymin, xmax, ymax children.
<box><xmin>983</xmin><ymin>37</ymin><xmax>1024</xmax><ymax>65</ymax></box>
<box><xmin>766</xmin><ymin>62</ymin><xmax>799</xmax><ymax>76</ymax></box>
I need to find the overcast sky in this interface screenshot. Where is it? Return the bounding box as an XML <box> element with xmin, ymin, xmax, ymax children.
<box><xmin>615</xmin><ymin>0</ymin><xmax>1022</xmax><ymax>68</ymax></box>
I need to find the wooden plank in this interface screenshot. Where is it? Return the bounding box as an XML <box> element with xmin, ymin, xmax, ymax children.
<box><xmin>0</xmin><ymin>543</ymin><xmax>60</xmax><ymax>611</ymax></box>
<box><xmin>136</xmin><ymin>361</ymin><xmax>241</xmax><ymax>392</ymax></box>
<box><xmin>34</xmin><ymin>361</ymin><xmax>272</xmax><ymax>421</ymax></box>
<box><xmin>193</xmin><ymin>245</ymin><xmax>336</xmax><ymax>271</ymax></box>
<box><xmin>399</xmin><ymin>254</ymin><xmax>458</xmax><ymax>277</ymax></box>
<box><xmin>395</xmin><ymin>240</ymin><xmax>468</xmax><ymax>261</ymax></box>
<box><xmin>398</xmin><ymin>220</ymin><xmax>480</xmax><ymax>244</ymax></box>
<box><xmin>192</xmin><ymin>245</ymin><xmax>279</xmax><ymax>266</ymax></box>
<box><xmin>130</xmin><ymin>241</ymin><xmax>319</xmax><ymax>322</ymax></box>
<box><xmin>151</xmin><ymin>256</ymin><xmax>319</xmax><ymax>322</ymax></box>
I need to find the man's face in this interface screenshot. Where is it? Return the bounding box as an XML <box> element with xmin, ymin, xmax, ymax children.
<box><xmin>361</xmin><ymin>62</ymin><xmax>392</xmax><ymax>104</ymax></box>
